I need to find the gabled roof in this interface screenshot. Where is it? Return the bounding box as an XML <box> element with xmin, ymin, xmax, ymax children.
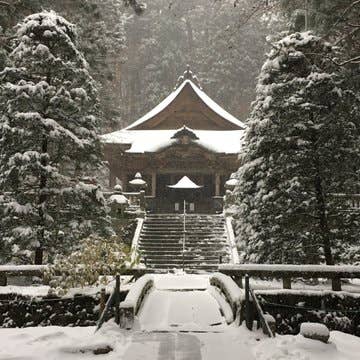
<box><xmin>125</xmin><ymin>79</ymin><xmax>245</xmax><ymax>131</ymax></box>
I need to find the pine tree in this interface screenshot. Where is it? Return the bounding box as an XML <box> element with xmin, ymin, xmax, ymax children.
<box><xmin>233</xmin><ymin>32</ymin><xmax>360</xmax><ymax>265</ymax></box>
<box><xmin>0</xmin><ymin>11</ymin><xmax>112</xmax><ymax>265</ymax></box>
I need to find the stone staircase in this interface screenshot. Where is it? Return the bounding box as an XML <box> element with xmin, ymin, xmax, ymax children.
<box><xmin>137</xmin><ymin>214</ymin><xmax>231</xmax><ymax>271</ymax></box>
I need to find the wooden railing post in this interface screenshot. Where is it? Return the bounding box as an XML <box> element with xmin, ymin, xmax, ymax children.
<box><xmin>282</xmin><ymin>277</ymin><xmax>291</xmax><ymax>289</ymax></box>
<box><xmin>115</xmin><ymin>274</ymin><xmax>120</xmax><ymax>325</ymax></box>
<box><xmin>0</xmin><ymin>274</ymin><xmax>7</xmax><ymax>286</ymax></box>
<box><xmin>245</xmin><ymin>274</ymin><xmax>252</xmax><ymax>331</ymax></box>
<box><xmin>332</xmin><ymin>277</ymin><xmax>341</xmax><ymax>291</ymax></box>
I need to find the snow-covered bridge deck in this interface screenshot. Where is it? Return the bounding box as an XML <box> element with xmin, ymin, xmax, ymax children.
<box><xmin>120</xmin><ymin>274</ymin><xmax>242</xmax><ymax>332</ymax></box>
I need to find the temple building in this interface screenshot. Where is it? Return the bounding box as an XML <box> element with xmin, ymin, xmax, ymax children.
<box><xmin>102</xmin><ymin>68</ymin><xmax>245</xmax><ymax>213</ymax></box>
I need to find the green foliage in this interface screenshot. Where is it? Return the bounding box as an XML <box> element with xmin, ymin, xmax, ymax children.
<box><xmin>46</xmin><ymin>235</ymin><xmax>138</xmax><ymax>294</ymax></box>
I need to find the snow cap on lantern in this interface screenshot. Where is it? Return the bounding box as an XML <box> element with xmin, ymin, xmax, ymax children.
<box><xmin>129</xmin><ymin>172</ymin><xmax>147</xmax><ymax>189</ymax></box>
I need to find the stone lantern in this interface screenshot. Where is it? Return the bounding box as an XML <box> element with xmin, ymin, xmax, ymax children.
<box><xmin>108</xmin><ymin>184</ymin><xmax>129</xmax><ymax>217</ymax></box>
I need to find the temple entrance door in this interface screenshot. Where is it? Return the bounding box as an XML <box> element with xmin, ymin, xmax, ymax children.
<box><xmin>155</xmin><ymin>174</ymin><xmax>217</xmax><ymax>213</ymax></box>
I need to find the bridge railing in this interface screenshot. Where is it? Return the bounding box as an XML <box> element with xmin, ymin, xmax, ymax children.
<box><xmin>219</xmin><ymin>264</ymin><xmax>360</xmax><ymax>291</ymax></box>
<box><xmin>96</xmin><ymin>274</ymin><xmax>121</xmax><ymax>332</ymax></box>
<box><xmin>119</xmin><ymin>274</ymin><xmax>154</xmax><ymax>329</ymax></box>
<box><xmin>209</xmin><ymin>272</ymin><xmax>243</xmax><ymax>323</ymax></box>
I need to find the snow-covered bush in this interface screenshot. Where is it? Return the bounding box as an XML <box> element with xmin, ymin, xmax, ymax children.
<box><xmin>46</xmin><ymin>235</ymin><xmax>138</xmax><ymax>294</ymax></box>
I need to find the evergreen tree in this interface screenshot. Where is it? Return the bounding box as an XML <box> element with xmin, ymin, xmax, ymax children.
<box><xmin>233</xmin><ymin>32</ymin><xmax>360</xmax><ymax>265</ymax></box>
<box><xmin>0</xmin><ymin>12</ymin><xmax>112</xmax><ymax>264</ymax></box>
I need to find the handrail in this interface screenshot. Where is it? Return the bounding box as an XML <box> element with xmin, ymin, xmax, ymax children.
<box><xmin>131</xmin><ymin>218</ymin><xmax>144</xmax><ymax>264</ymax></box>
<box><xmin>249</xmin><ymin>289</ymin><xmax>274</xmax><ymax>338</ymax></box>
<box><xmin>245</xmin><ymin>274</ymin><xmax>275</xmax><ymax>338</ymax></box>
<box><xmin>95</xmin><ymin>274</ymin><xmax>120</xmax><ymax>332</ymax></box>
<box><xmin>225</xmin><ymin>217</ymin><xmax>240</xmax><ymax>264</ymax></box>
<box><xmin>219</xmin><ymin>264</ymin><xmax>360</xmax><ymax>291</ymax></box>
<box><xmin>95</xmin><ymin>289</ymin><xmax>116</xmax><ymax>332</ymax></box>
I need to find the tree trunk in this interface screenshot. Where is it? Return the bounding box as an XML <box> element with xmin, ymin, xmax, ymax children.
<box><xmin>314</xmin><ymin>174</ymin><xmax>334</xmax><ymax>265</ymax></box>
<box><xmin>34</xmin><ymin>247</ymin><xmax>43</xmax><ymax>265</ymax></box>
<box><xmin>37</xmin><ymin>137</ymin><xmax>48</xmax><ymax>265</ymax></box>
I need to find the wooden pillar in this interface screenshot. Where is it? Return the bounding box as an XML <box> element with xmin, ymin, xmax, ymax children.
<box><xmin>120</xmin><ymin>174</ymin><xmax>127</xmax><ymax>192</ymax></box>
<box><xmin>151</xmin><ymin>172</ymin><xmax>156</xmax><ymax>197</ymax></box>
<box><xmin>215</xmin><ymin>173</ymin><xmax>221</xmax><ymax>196</ymax></box>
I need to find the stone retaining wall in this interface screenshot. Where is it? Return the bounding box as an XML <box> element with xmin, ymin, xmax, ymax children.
<box><xmin>0</xmin><ymin>291</ymin><xmax>127</xmax><ymax>328</ymax></box>
<box><xmin>253</xmin><ymin>291</ymin><xmax>360</xmax><ymax>336</ymax></box>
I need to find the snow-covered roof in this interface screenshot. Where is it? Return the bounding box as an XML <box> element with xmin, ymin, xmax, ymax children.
<box><xmin>102</xmin><ymin>128</ymin><xmax>245</xmax><ymax>154</ymax></box>
<box><xmin>125</xmin><ymin>80</ymin><xmax>245</xmax><ymax>130</ymax></box>
<box><xmin>168</xmin><ymin>176</ymin><xmax>202</xmax><ymax>189</ymax></box>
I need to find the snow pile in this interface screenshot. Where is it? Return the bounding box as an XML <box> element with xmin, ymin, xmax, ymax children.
<box><xmin>300</xmin><ymin>322</ymin><xmax>330</xmax><ymax>343</ymax></box>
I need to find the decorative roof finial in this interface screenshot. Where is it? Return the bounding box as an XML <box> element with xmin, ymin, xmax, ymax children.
<box><xmin>174</xmin><ymin>65</ymin><xmax>202</xmax><ymax>90</ymax></box>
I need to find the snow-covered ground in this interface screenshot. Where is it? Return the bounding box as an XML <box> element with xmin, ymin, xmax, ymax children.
<box><xmin>1</xmin><ymin>273</ymin><xmax>360</xmax><ymax>359</ymax></box>
<box><xmin>0</xmin><ymin>322</ymin><xmax>359</xmax><ymax>360</ymax></box>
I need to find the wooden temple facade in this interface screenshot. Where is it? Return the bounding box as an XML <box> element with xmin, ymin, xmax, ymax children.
<box><xmin>102</xmin><ymin>68</ymin><xmax>245</xmax><ymax>213</ymax></box>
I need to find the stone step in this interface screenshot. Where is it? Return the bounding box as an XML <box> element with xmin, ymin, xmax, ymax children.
<box><xmin>138</xmin><ymin>240</ymin><xmax>228</xmax><ymax>245</ymax></box>
<box><xmin>138</xmin><ymin>213</ymin><xmax>231</xmax><ymax>271</ymax></box>
<box><xmin>141</xmin><ymin>250</ymin><xmax>229</xmax><ymax>256</ymax></box>
<box><xmin>139</xmin><ymin>233</ymin><xmax>227</xmax><ymax>238</ymax></box>
<box><xmin>138</xmin><ymin>245</ymin><xmax>228</xmax><ymax>251</ymax></box>
<box><xmin>141</xmin><ymin>258</ymin><xmax>221</xmax><ymax>264</ymax></box>
<box><xmin>144</xmin><ymin>219</ymin><xmax>225</xmax><ymax>223</ymax></box>
<box><xmin>142</xmin><ymin>224</ymin><xmax>225</xmax><ymax>228</ymax></box>
<box><xmin>143</xmin><ymin>264</ymin><xmax>219</xmax><ymax>271</ymax></box>
<box><xmin>139</xmin><ymin>240</ymin><xmax>227</xmax><ymax>245</ymax></box>
<box><xmin>142</xmin><ymin>255</ymin><xmax>224</xmax><ymax>261</ymax></box>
